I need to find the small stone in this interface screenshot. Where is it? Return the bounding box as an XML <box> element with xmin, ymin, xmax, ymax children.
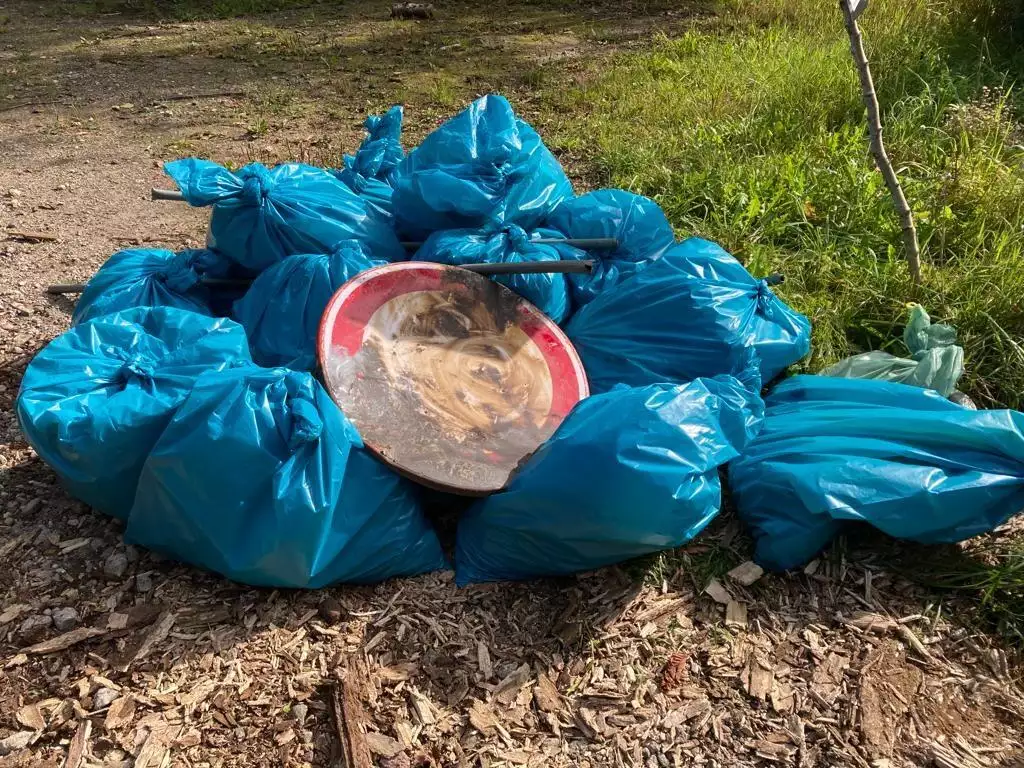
<box><xmin>318</xmin><ymin>597</ymin><xmax>342</xmax><ymax>623</ymax></box>
<box><xmin>7</xmin><ymin>188</ymin><xmax>23</xmax><ymax>197</ymax></box>
<box><xmin>366</xmin><ymin>732</ymin><xmax>403</xmax><ymax>758</ymax></box>
<box><xmin>134</xmin><ymin>573</ymin><xmax>153</xmax><ymax>593</ymax></box>
<box><xmin>124</xmin><ymin>545</ymin><xmax>139</xmax><ymax>562</ymax></box>
<box><xmin>18</xmin><ymin>614</ymin><xmax>53</xmax><ymax>641</ymax></box>
<box><xmin>21</xmin><ymin>498</ymin><xmax>41</xmax><ymax>515</ymax></box>
<box><xmin>291</xmin><ymin>703</ymin><xmax>308</xmax><ymax>725</ymax></box>
<box><xmin>51</xmin><ymin>607</ymin><xmax>80</xmax><ymax>632</ymax></box>
<box><xmin>92</xmin><ymin>687</ymin><xmax>118</xmax><ymax>711</ymax></box>
<box><xmin>103</xmin><ymin>551</ymin><xmax>129</xmax><ymax>579</ymax></box>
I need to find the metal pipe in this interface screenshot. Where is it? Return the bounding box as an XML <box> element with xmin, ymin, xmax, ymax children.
<box><xmin>46</xmin><ymin>283</ymin><xmax>86</xmax><ymax>295</ymax></box>
<box><xmin>532</xmin><ymin>237</ymin><xmax>617</xmax><ymax>250</ymax></box>
<box><xmin>403</xmin><ymin>237</ymin><xmax>619</xmax><ymax>251</ymax></box>
<box><xmin>46</xmin><ymin>260</ymin><xmax>596</xmax><ymax>296</ymax></box>
<box><xmin>151</xmin><ymin>188</ymin><xmax>185</xmax><ymax>201</ymax></box>
<box><xmin>463</xmin><ymin>260</ymin><xmax>594</xmax><ymax>276</ymax></box>
<box><xmin>149</xmin><ymin>191</ymin><xmax>619</xmax><ymax>252</ymax></box>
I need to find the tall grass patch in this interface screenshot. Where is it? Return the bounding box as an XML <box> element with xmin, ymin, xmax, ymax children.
<box><xmin>552</xmin><ymin>0</ymin><xmax>1024</xmax><ymax>407</ymax></box>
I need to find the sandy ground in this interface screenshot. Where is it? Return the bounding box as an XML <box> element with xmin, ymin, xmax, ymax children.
<box><xmin>1</xmin><ymin>2</ymin><xmax>1023</xmax><ymax>767</ymax></box>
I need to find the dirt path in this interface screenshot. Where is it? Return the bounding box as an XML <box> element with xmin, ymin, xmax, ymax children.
<box><xmin>1</xmin><ymin>2</ymin><xmax>1023</xmax><ymax>767</ymax></box>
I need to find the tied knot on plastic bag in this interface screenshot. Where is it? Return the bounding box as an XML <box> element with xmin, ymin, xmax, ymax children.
<box><xmin>287</xmin><ymin>391</ymin><xmax>324</xmax><ymax>448</ymax></box>
<box><xmin>330</xmin><ymin>240</ymin><xmax>364</xmax><ymax>261</ymax></box>
<box><xmin>116</xmin><ymin>354</ymin><xmax>155</xmax><ymax>383</ymax></box>
<box><xmin>239</xmin><ymin>164</ymin><xmax>275</xmax><ymax>205</ymax></box>
<box><xmin>503</xmin><ymin>224</ymin><xmax>529</xmax><ymax>250</ymax></box>
<box><xmin>156</xmin><ymin>250</ymin><xmax>204</xmax><ymax>293</ymax></box>
<box><xmin>489</xmin><ymin>145</ymin><xmax>515</xmax><ymax>179</ymax></box>
<box><xmin>755</xmin><ymin>279</ymin><xmax>777</xmax><ymax>320</ymax></box>
<box><xmin>364</xmin><ymin>113</ymin><xmax>386</xmax><ymax>134</ymax></box>
<box><xmin>343</xmin><ymin>168</ymin><xmax>369</xmax><ymax>193</ymax></box>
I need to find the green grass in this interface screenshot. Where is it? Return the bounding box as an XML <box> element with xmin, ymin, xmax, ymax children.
<box><xmin>550</xmin><ymin>0</ymin><xmax>1024</xmax><ymax>408</ymax></box>
<box><xmin>900</xmin><ymin>539</ymin><xmax>1024</xmax><ymax>642</ymax></box>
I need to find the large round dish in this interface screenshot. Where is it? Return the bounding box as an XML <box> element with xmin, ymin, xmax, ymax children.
<box><xmin>318</xmin><ymin>262</ymin><xmax>588</xmax><ymax>495</ymax></box>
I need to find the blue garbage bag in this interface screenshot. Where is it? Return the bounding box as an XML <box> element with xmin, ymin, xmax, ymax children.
<box><xmin>566</xmin><ymin>250</ymin><xmax>760</xmax><ymax>394</ymax></box>
<box><xmin>72</xmin><ymin>247</ymin><xmax>234</xmax><ymax>326</ymax></box>
<box><xmin>332</xmin><ymin>108</ymin><xmax>405</xmax><ymax>221</ymax></box>
<box><xmin>565</xmin><ymin>239</ymin><xmax>810</xmax><ymax>392</ymax></box>
<box><xmin>729</xmin><ymin>375</ymin><xmax>1024</xmax><ymax>571</ymax></box>
<box><xmin>344</xmin><ymin>105</ymin><xmax>405</xmax><ymax>185</ymax></box>
<box><xmin>16</xmin><ymin>307</ymin><xmax>252</xmax><ymax>520</ymax></box>
<box><xmin>331</xmin><ymin>162</ymin><xmax>395</xmax><ymax>222</ymax></box>
<box><xmin>546</xmin><ymin>189</ymin><xmax>676</xmax><ymax>307</ymax></box>
<box><xmin>126</xmin><ymin>367</ymin><xmax>447</xmax><ymax>587</ymax></box>
<box><xmin>666</xmin><ymin>238</ymin><xmax>810</xmax><ymax>381</ymax></box>
<box><xmin>415</xmin><ymin>225</ymin><xmax>571</xmax><ymax>323</ymax></box>
<box><xmin>392</xmin><ymin>94</ymin><xmax>573</xmax><ymax>240</ymax></box>
<box><xmin>164</xmin><ymin>159</ymin><xmax>405</xmax><ymax>272</ymax></box>
<box><xmin>232</xmin><ymin>241</ymin><xmax>385</xmax><ymax>371</ymax></box>
<box><xmin>455</xmin><ymin>376</ymin><xmax>764</xmax><ymax>584</ymax></box>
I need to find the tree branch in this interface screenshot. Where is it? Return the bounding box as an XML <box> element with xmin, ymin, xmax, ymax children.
<box><xmin>840</xmin><ymin>0</ymin><xmax>922</xmax><ymax>285</ymax></box>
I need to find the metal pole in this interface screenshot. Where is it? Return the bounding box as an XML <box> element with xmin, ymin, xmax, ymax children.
<box><xmin>150</xmin><ymin>188</ymin><xmax>185</xmax><ymax>201</ymax></box>
<box><xmin>46</xmin><ymin>260</ymin><xmax>596</xmax><ymax>296</ymax></box>
<box><xmin>149</xmin><ymin>191</ymin><xmax>619</xmax><ymax>252</ymax></box>
<box><xmin>46</xmin><ymin>283</ymin><xmax>86</xmax><ymax>295</ymax></box>
<box><xmin>464</xmin><ymin>260</ymin><xmax>594</xmax><ymax>276</ymax></box>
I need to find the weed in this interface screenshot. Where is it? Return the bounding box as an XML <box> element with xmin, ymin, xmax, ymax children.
<box><xmin>246</xmin><ymin>117</ymin><xmax>270</xmax><ymax>139</ymax></box>
<box><xmin>429</xmin><ymin>73</ymin><xmax>462</xmax><ymax>109</ymax></box>
<box><xmin>897</xmin><ymin>539</ymin><xmax>1024</xmax><ymax>642</ymax></box>
<box><xmin>163</xmin><ymin>138</ymin><xmax>196</xmax><ymax>156</ymax></box>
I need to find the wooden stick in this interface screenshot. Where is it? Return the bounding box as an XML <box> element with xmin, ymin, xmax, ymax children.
<box><xmin>155</xmin><ymin>90</ymin><xmax>246</xmax><ymax>102</ymax></box>
<box><xmin>5</xmin><ymin>230</ymin><xmax>58</xmax><ymax>243</ymax></box>
<box><xmin>329</xmin><ymin>668</ymin><xmax>373</xmax><ymax>768</ymax></box>
<box><xmin>840</xmin><ymin>0</ymin><xmax>922</xmax><ymax>284</ymax></box>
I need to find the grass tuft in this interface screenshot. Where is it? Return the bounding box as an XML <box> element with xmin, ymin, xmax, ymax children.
<box><xmin>901</xmin><ymin>539</ymin><xmax>1024</xmax><ymax>642</ymax></box>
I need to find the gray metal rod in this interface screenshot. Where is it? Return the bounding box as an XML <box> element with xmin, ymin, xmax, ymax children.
<box><xmin>532</xmin><ymin>237</ymin><xmax>618</xmax><ymax>250</ymax></box>
<box><xmin>464</xmin><ymin>260</ymin><xmax>594</xmax><ymax>276</ymax></box>
<box><xmin>46</xmin><ymin>259</ymin><xmax>596</xmax><ymax>296</ymax></box>
<box><xmin>46</xmin><ymin>283</ymin><xmax>86</xmax><ymax>295</ymax></box>
<box><xmin>149</xmin><ymin>190</ymin><xmax>618</xmax><ymax>252</ymax></box>
<box><xmin>151</xmin><ymin>188</ymin><xmax>185</xmax><ymax>201</ymax></box>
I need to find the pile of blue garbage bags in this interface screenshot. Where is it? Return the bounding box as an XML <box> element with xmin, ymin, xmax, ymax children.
<box><xmin>17</xmin><ymin>94</ymin><xmax>1024</xmax><ymax>588</ymax></box>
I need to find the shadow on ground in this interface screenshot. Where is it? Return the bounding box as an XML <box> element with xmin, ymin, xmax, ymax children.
<box><xmin>1</xmin><ymin>0</ymin><xmax>705</xmax><ymax>126</ymax></box>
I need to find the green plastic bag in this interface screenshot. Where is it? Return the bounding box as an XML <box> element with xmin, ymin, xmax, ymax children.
<box><xmin>822</xmin><ymin>304</ymin><xmax>964</xmax><ymax>397</ymax></box>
